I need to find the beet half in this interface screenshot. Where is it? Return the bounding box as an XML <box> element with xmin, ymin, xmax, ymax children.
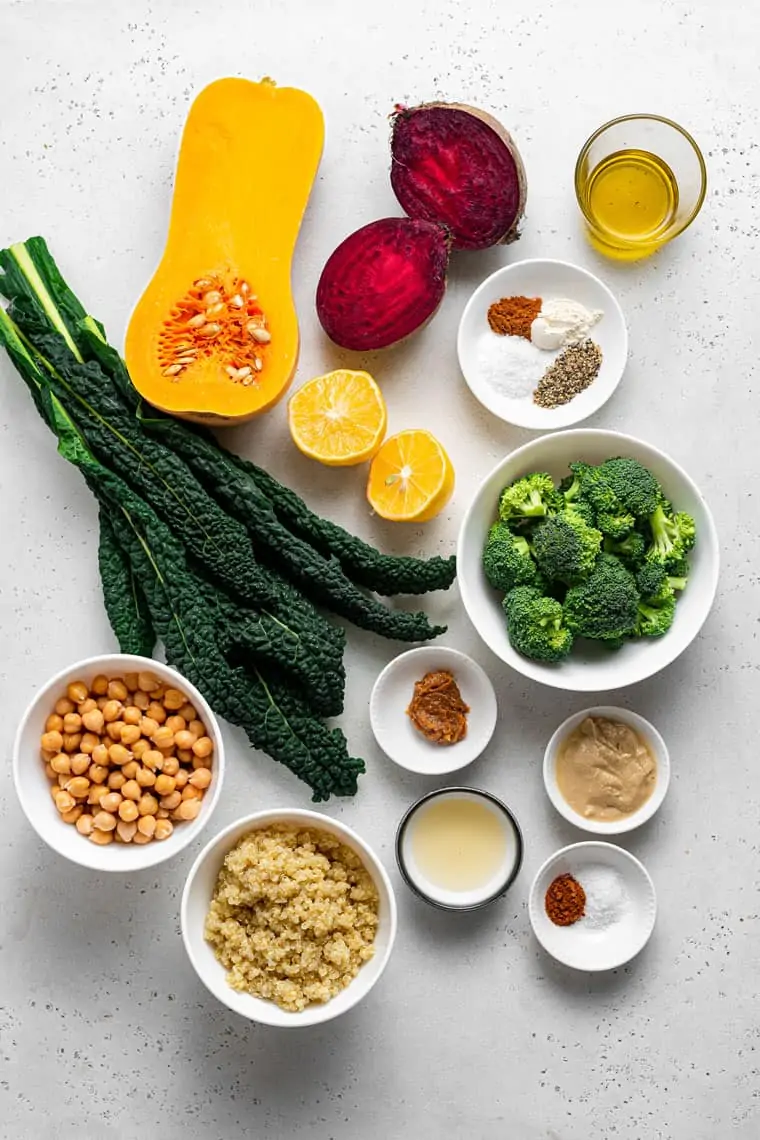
<box><xmin>390</xmin><ymin>103</ymin><xmax>527</xmax><ymax>251</ymax></box>
<box><xmin>316</xmin><ymin>218</ymin><xmax>450</xmax><ymax>351</ymax></box>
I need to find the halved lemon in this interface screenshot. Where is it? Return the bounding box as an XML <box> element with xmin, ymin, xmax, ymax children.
<box><xmin>288</xmin><ymin>369</ymin><xmax>387</xmax><ymax>466</ymax></box>
<box><xmin>367</xmin><ymin>429</ymin><xmax>455</xmax><ymax>522</ymax></box>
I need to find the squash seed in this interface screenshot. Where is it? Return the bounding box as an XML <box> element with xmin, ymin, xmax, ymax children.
<box><xmin>194</xmin><ymin>278</ymin><xmax>213</xmax><ymax>289</ymax></box>
<box><xmin>237</xmin><ymin>366</ymin><xmax>252</xmax><ymax>380</ymax></box>
<box><xmin>199</xmin><ymin>323</ymin><xmax>221</xmax><ymax>338</ymax></box>
<box><xmin>187</xmin><ymin>313</ymin><xmax>206</xmax><ymax>329</ymax></box>
<box><xmin>205</xmin><ymin>303</ymin><xmax>225</xmax><ymax>318</ymax></box>
<box><xmin>163</xmin><ymin>364</ymin><xmax>183</xmax><ymax>377</ymax></box>
<box><xmin>203</xmin><ymin>290</ymin><xmax>222</xmax><ymax>306</ymax></box>
<box><xmin>250</xmin><ymin>327</ymin><xmax>271</xmax><ymax>344</ymax></box>
<box><xmin>225</xmin><ymin>365</ymin><xmax>238</xmax><ymax>379</ymax></box>
<box><xmin>230</xmin><ymin>294</ymin><xmax>244</xmax><ymax>308</ymax></box>
<box><xmin>254</xmin><ymin>357</ymin><xmax>263</xmax><ymax>371</ymax></box>
<box><xmin>240</xmin><ymin>281</ymin><xmax>250</xmax><ymax>295</ymax></box>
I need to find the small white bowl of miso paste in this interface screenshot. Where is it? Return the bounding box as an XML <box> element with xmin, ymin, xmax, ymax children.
<box><xmin>395</xmin><ymin>788</ymin><xmax>523</xmax><ymax>910</ymax></box>
<box><xmin>544</xmin><ymin>706</ymin><xmax>670</xmax><ymax>835</ymax></box>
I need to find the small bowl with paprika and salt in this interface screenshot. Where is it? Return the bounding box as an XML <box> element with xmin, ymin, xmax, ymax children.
<box><xmin>528</xmin><ymin>841</ymin><xmax>657</xmax><ymax>971</ymax></box>
<box><xmin>543</xmin><ymin>706</ymin><xmax>671</xmax><ymax>835</ymax></box>
<box><xmin>457</xmin><ymin>258</ymin><xmax>627</xmax><ymax>430</ymax></box>
<box><xmin>369</xmin><ymin>647</ymin><xmax>498</xmax><ymax>776</ymax></box>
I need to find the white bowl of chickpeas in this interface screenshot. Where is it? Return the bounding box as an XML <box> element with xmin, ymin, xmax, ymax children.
<box><xmin>13</xmin><ymin>654</ymin><xmax>224</xmax><ymax>871</ymax></box>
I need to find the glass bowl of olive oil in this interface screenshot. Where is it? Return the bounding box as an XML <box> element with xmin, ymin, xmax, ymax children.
<box><xmin>575</xmin><ymin>114</ymin><xmax>706</xmax><ymax>260</ymax></box>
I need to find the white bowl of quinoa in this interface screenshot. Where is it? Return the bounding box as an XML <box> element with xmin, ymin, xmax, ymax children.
<box><xmin>181</xmin><ymin>809</ymin><xmax>398</xmax><ymax>1026</ymax></box>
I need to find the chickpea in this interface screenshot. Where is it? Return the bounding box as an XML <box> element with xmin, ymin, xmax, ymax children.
<box><xmin>89</xmin><ymin>828</ymin><xmax>113</xmax><ymax>846</ymax></box>
<box><xmin>174</xmin><ymin>769</ymin><xmax>189</xmax><ymax>789</ymax></box>
<box><xmin>106</xmin><ymin>678</ymin><xmax>127</xmax><ymax>702</ymax></box>
<box><xmin>163</xmin><ymin>688</ymin><xmax>186</xmax><ymax>711</ymax></box>
<box><xmin>136</xmin><ymin>767</ymin><xmax>156</xmax><ymax>788</ymax></box>
<box><xmin>88</xmin><ymin>763</ymin><xmax>109</xmax><ymax>785</ymax></box>
<box><xmin>124</xmin><ymin>672</ymin><xmax>139</xmax><ymax>693</ymax></box>
<box><xmin>63</xmin><ymin>712</ymin><xmax>83</xmax><ymax>735</ymax></box>
<box><xmin>78</xmin><ymin>697</ymin><xmax>98</xmax><ymax>716</ymax></box>
<box><xmin>102</xmin><ymin>699</ymin><xmax>123</xmax><ymax>723</ymax></box>
<box><xmin>76</xmin><ymin>813</ymin><xmax>94</xmax><ymax>836</ymax></box>
<box><xmin>41</xmin><ymin>730</ymin><xmax>63</xmax><ymax>754</ymax></box>
<box><xmin>99</xmin><ymin>792</ymin><xmax>123</xmax><ymax>814</ymax></box>
<box><xmin>45</xmin><ymin>714</ymin><xmax>64</xmax><ymax>734</ymax></box>
<box><xmin>106</xmin><ymin>722</ymin><xmax>125</xmax><ymax>743</ymax></box>
<box><xmin>92</xmin><ymin>811</ymin><xmax>117</xmax><ymax>832</ymax></box>
<box><xmin>79</xmin><ymin>732</ymin><xmax>100</xmax><ymax>755</ymax></box>
<box><xmin>51</xmin><ymin>784</ymin><xmax>62</xmax><ymax>802</ymax></box>
<box><xmin>120</xmin><ymin>779</ymin><xmax>140</xmax><ymax>801</ymax></box>
<box><xmin>147</xmin><ymin>702</ymin><xmax>167</xmax><ymax>725</ymax></box>
<box><xmin>188</xmin><ymin>721</ymin><xmax>206</xmax><ymax>741</ymax></box>
<box><xmin>142</xmin><ymin>749</ymin><xmax>163</xmax><ymax>771</ymax></box>
<box><xmin>61</xmin><ymin>805</ymin><xmax>84</xmax><ymax>824</ymax></box>
<box><xmin>159</xmin><ymin>791</ymin><xmax>182</xmax><ymax>811</ymax></box>
<box><xmin>155</xmin><ymin>808</ymin><xmax>169</xmax><ymax>820</ymax></box>
<box><xmin>54</xmin><ymin>790</ymin><xmax>75</xmax><ymax>814</ymax></box>
<box><xmin>81</xmin><ymin>708</ymin><xmax>105</xmax><ymax>734</ymax></box>
<box><xmin>174</xmin><ymin>799</ymin><xmax>201</xmax><ymax>822</ymax></box>
<box><xmin>116</xmin><ymin>819</ymin><xmax>138</xmax><ymax>843</ymax></box>
<box><xmin>176</xmin><ymin>749</ymin><xmax>193</xmax><ymax>765</ymax></box>
<box><xmin>132</xmin><ymin>831</ymin><xmax>152</xmax><ymax>845</ymax></box>
<box><xmin>91</xmin><ymin>743</ymin><xmax>109</xmax><ymax>767</ymax></box>
<box><xmin>178</xmin><ymin>703</ymin><xmax>197</xmax><ymax>723</ymax></box>
<box><xmin>140</xmin><ymin>716</ymin><xmax>160</xmax><ymax>738</ymax></box>
<box><xmin>91</xmin><ymin>674</ymin><xmax>109</xmax><ymax>696</ymax></box>
<box><xmin>121</xmin><ymin>761</ymin><xmax>139</xmax><ymax>780</ymax></box>
<box><xmin>165</xmin><ymin>715</ymin><xmax>186</xmax><ymax>735</ymax></box>
<box><xmin>154</xmin><ymin>774</ymin><xmax>176</xmax><ymax>797</ymax></box>
<box><xmin>70</xmin><ymin>753</ymin><xmax>91</xmax><ymax>776</ymax></box>
<box><xmin>138</xmin><ymin>671</ymin><xmax>161</xmax><ymax>693</ymax></box>
<box><xmin>118</xmin><ymin>799</ymin><xmax>139</xmax><ymax>823</ymax></box>
<box><xmin>181</xmin><ymin>785</ymin><xmax>202</xmax><ymax>802</ymax></box>
<box><xmin>96</xmin><ymin>696</ymin><xmax>109</xmax><ymax>710</ymax></box>
<box><xmin>131</xmin><ymin>738</ymin><xmax>149</xmax><ymax>760</ymax></box>
<box><xmin>133</xmin><ymin>690</ymin><xmax>150</xmax><ymax>711</ymax></box>
<box><xmin>162</xmin><ymin>757</ymin><xmax>180</xmax><ymax>777</ymax></box>
<box><xmin>58</xmin><ymin>773</ymin><xmax>70</xmax><ymax>788</ymax></box>
<box><xmin>108</xmin><ymin>744</ymin><xmax>131</xmax><ymax>767</ymax></box>
<box><xmin>174</xmin><ymin>730</ymin><xmax>197</xmax><ymax>752</ymax></box>
<box><xmin>108</xmin><ymin>771</ymin><xmax>126</xmax><ymax>791</ymax></box>
<box><xmin>137</xmin><ymin>793</ymin><xmax>159</xmax><ymax>817</ymax></box>
<box><xmin>120</xmin><ymin>723</ymin><xmax>141</xmax><ymax>747</ymax></box>
<box><xmin>65</xmin><ymin>777</ymin><xmax>90</xmax><ymax>799</ymax></box>
<box><xmin>44</xmin><ymin>763</ymin><xmax>57</xmax><ymax>780</ymax></box>
<box><xmin>154</xmin><ymin>819</ymin><xmax>174</xmax><ymax>841</ymax></box>
<box><xmin>153</xmin><ymin>726</ymin><xmax>175</xmax><ymax>751</ymax></box>
<box><xmin>123</xmin><ymin>705</ymin><xmax>142</xmax><ymax>726</ymax></box>
<box><xmin>137</xmin><ymin>815</ymin><xmax>157</xmax><ymax>838</ymax></box>
<box><xmin>189</xmin><ymin>767</ymin><xmax>212</xmax><ymax>790</ymax></box>
<box><xmin>192</xmin><ymin>736</ymin><xmax>214</xmax><ymax>760</ymax></box>
<box><xmin>51</xmin><ymin>753</ymin><xmax>71</xmax><ymax>776</ymax></box>
<box><xmin>67</xmin><ymin>681</ymin><xmax>89</xmax><ymax>704</ymax></box>
<box><xmin>87</xmin><ymin>786</ymin><xmax>107</xmax><ymax>806</ymax></box>
<box><xmin>62</xmin><ymin>734</ymin><xmax>82</xmax><ymax>753</ymax></box>
<box><xmin>40</xmin><ymin>748</ymin><xmax>56</xmax><ymax>763</ymax></box>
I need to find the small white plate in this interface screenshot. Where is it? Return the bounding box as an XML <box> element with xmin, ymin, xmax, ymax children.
<box><xmin>543</xmin><ymin>706</ymin><xmax>671</xmax><ymax>835</ymax></box>
<box><xmin>528</xmin><ymin>841</ymin><xmax>656</xmax><ymax>971</ymax></box>
<box><xmin>369</xmin><ymin>647</ymin><xmax>497</xmax><ymax>775</ymax></box>
<box><xmin>457</xmin><ymin>259</ymin><xmax>628</xmax><ymax>430</ymax></box>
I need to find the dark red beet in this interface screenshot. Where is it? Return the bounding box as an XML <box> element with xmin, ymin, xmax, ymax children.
<box><xmin>390</xmin><ymin>103</ymin><xmax>527</xmax><ymax>251</ymax></box>
<box><xmin>316</xmin><ymin>217</ymin><xmax>450</xmax><ymax>351</ymax></box>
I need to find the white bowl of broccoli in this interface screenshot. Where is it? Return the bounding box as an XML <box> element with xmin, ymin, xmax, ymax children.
<box><xmin>457</xmin><ymin>429</ymin><xmax>719</xmax><ymax>691</ymax></box>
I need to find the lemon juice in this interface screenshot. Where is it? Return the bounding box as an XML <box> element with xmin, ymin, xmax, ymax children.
<box><xmin>583</xmin><ymin>148</ymin><xmax>679</xmax><ymax>258</ymax></box>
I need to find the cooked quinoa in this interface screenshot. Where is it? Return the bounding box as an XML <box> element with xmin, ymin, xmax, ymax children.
<box><xmin>204</xmin><ymin>825</ymin><xmax>380</xmax><ymax>1012</ymax></box>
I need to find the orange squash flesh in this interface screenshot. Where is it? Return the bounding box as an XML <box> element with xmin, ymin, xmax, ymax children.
<box><xmin>125</xmin><ymin>78</ymin><xmax>324</xmax><ymax>426</ymax></box>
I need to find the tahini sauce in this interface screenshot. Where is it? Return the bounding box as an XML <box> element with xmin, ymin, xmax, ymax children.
<box><xmin>556</xmin><ymin>717</ymin><xmax>656</xmax><ymax>822</ymax></box>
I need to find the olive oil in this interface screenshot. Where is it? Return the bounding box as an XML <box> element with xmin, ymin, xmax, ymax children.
<box><xmin>583</xmin><ymin>148</ymin><xmax>679</xmax><ymax>258</ymax></box>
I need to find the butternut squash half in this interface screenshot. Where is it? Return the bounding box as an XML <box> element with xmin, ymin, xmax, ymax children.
<box><xmin>125</xmin><ymin>78</ymin><xmax>324</xmax><ymax>426</ymax></box>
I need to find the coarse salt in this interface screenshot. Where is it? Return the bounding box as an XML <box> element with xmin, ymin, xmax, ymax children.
<box><xmin>578</xmin><ymin>865</ymin><xmax>630</xmax><ymax>930</ymax></box>
<box><xmin>475</xmin><ymin>331</ymin><xmax>549</xmax><ymax>400</ymax></box>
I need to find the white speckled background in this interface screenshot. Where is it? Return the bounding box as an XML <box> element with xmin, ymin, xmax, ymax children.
<box><xmin>0</xmin><ymin>1</ymin><xmax>756</xmax><ymax>1137</ymax></box>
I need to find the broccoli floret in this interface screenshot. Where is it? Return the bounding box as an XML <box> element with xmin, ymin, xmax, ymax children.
<box><xmin>635</xmin><ymin>590</ymin><xmax>677</xmax><ymax>638</ymax></box>
<box><xmin>482</xmin><ymin>522</ymin><xmax>543</xmax><ymax>593</ymax></box>
<box><xmin>647</xmin><ymin>504</ymin><xmax>697</xmax><ymax>568</ymax></box>
<box><xmin>604</xmin><ymin>530</ymin><xmax>647</xmax><ymax>570</ymax></box>
<box><xmin>532</xmin><ymin>511</ymin><xmax>602</xmax><ymax>585</ymax></box>
<box><xmin>578</xmin><ymin>471</ymin><xmax>635</xmax><ymax>539</ymax></box>
<box><xmin>563</xmin><ymin>553</ymin><xmax>640</xmax><ymax>641</ymax></box>
<box><xmin>560</xmin><ymin>462</ymin><xmax>595</xmax><ymax>502</ymax></box>
<box><xmin>564</xmin><ymin>497</ymin><xmax>597</xmax><ymax>528</ymax></box>
<box><xmin>596</xmin><ymin>457</ymin><xmax>662</xmax><ymax>519</ymax></box>
<box><xmin>498</xmin><ymin>473</ymin><xmax>558</xmax><ymax>525</ymax></box>
<box><xmin>636</xmin><ymin>560</ymin><xmax>669</xmax><ymax>601</ymax></box>
<box><xmin>503</xmin><ymin>586</ymin><xmax>573</xmax><ymax>662</ymax></box>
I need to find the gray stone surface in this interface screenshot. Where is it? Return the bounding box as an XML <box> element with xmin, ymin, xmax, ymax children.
<box><xmin>0</xmin><ymin>2</ymin><xmax>755</xmax><ymax>1137</ymax></box>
